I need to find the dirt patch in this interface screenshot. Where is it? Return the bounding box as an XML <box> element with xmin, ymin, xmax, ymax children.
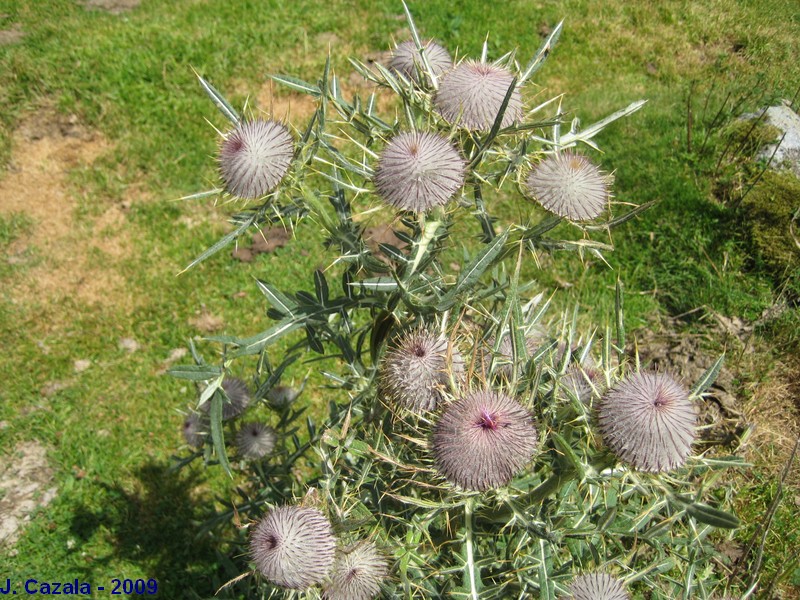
<box><xmin>82</xmin><ymin>0</ymin><xmax>141</xmax><ymax>14</ymax></box>
<box><xmin>0</xmin><ymin>27</ymin><xmax>24</xmax><ymax>45</ymax></box>
<box><xmin>0</xmin><ymin>108</ymin><xmax>139</xmax><ymax>311</ymax></box>
<box><xmin>0</xmin><ymin>440</ymin><xmax>57</xmax><ymax>548</ymax></box>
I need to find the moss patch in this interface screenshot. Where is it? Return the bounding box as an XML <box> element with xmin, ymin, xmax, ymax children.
<box><xmin>741</xmin><ymin>171</ymin><xmax>800</xmax><ymax>297</ymax></box>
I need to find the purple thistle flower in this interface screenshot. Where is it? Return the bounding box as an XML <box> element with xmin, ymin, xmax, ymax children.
<box><xmin>432</xmin><ymin>390</ymin><xmax>539</xmax><ymax>491</ymax></box>
<box><xmin>181</xmin><ymin>412</ymin><xmax>205</xmax><ymax>448</ymax></box>
<box><xmin>567</xmin><ymin>573</ymin><xmax>630</xmax><ymax>600</ymax></box>
<box><xmin>249</xmin><ymin>505</ymin><xmax>336</xmax><ymax>590</ymax></box>
<box><xmin>374</xmin><ymin>131</ymin><xmax>466</xmax><ymax>213</ymax></box>
<box><xmin>525</xmin><ymin>152</ymin><xmax>610</xmax><ymax>221</ymax></box>
<box><xmin>323</xmin><ymin>541</ymin><xmax>389</xmax><ymax>600</ymax></box>
<box><xmin>379</xmin><ymin>328</ymin><xmax>464</xmax><ymax>413</ymax></box>
<box><xmin>389</xmin><ymin>39</ymin><xmax>453</xmax><ymax>84</ymax></box>
<box><xmin>434</xmin><ymin>60</ymin><xmax>522</xmax><ymax>131</ymax></box>
<box><xmin>236</xmin><ymin>422</ymin><xmax>277</xmax><ymax>459</ymax></box>
<box><xmin>598</xmin><ymin>371</ymin><xmax>696</xmax><ymax>473</ymax></box>
<box><xmin>218</xmin><ymin>118</ymin><xmax>293</xmax><ymax>199</ymax></box>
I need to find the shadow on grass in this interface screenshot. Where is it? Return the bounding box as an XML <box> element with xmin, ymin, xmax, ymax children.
<box><xmin>69</xmin><ymin>462</ymin><xmax>230</xmax><ymax>599</ymax></box>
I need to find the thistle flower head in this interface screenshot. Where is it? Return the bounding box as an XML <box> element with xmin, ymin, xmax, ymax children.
<box><xmin>374</xmin><ymin>131</ymin><xmax>466</xmax><ymax>213</ymax></box>
<box><xmin>323</xmin><ymin>541</ymin><xmax>389</xmax><ymax>600</ymax></box>
<box><xmin>567</xmin><ymin>573</ymin><xmax>630</xmax><ymax>600</ymax></box>
<box><xmin>434</xmin><ymin>60</ymin><xmax>522</xmax><ymax>130</ymax></box>
<box><xmin>432</xmin><ymin>390</ymin><xmax>539</xmax><ymax>491</ymax></box>
<box><xmin>525</xmin><ymin>152</ymin><xmax>610</xmax><ymax>221</ymax></box>
<box><xmin>267</xmin><ymin>385</ymin><xmax>300</xmax><ymax>410</ymax></box>
<box><xmin>181</xmin><ymin>412</ymin><xmax>205</xmax><ymax>448</ymax></box>
<box><xmin>250</xmin><ymin>506</ymin><xmax>336</xmax><ymax>589</ymax></box>
<box><xmin>236</xmin><ymin>421</ymin><xmax>277</xmax><ymax>459</ymax></box>
<box><xmin>389</xmin><ymin>39</ymin><xmax>453</xmax><ymax>84</ymax></box>
<box><xmin>218</xmin><ymin>118</ymin><xmax>293</xmax><ymax>199</ymax></box>
<box><xmin>200</xmin><ymin>377</ymin><xmax>252</xmax><ymax>420</ymax></box>
<box><xmin>380</xmin><ymin>328</ymin><xmax>464</xmax><ymax>413</ymax></box>
<box><xmin>481</xmin><ymin>326</ymin><xmax>546</xmax><ymax>379</ymax></box>
<box><xmin>561</xmin><ymin>358</ymin><xmax>605</xmax><ymax>404</ymax></box>
<box><xmin>598</xmin><ymin>371</ymin><xmax>696</xmax><ymax>473</ymax></box>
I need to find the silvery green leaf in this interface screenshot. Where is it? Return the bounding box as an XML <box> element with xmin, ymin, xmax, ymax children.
<box><xmin>195</xmin><ymin>72</ymin><xmax>239</xmax><ymax>125</ymax></box>
<box><xmin>519</xmin><ymin>20</ymin><xmax>564</xmax><ymax>84</ymax></box>
<box><xmin>559</xmin><ymin>99</ymin><xmax>647</xmax><ymax>146</ymax></box>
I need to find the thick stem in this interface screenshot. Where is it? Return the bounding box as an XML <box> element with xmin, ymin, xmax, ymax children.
<box><xmin>464</xmin><ymin>497</ymin><xmax>480</xmax><ymax>600</ymax></box>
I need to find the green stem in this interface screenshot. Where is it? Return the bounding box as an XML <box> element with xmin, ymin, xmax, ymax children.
<box><xmin>465</xmin><ymin>497</ymin><xmax>480</xmax><ymax>600</ymax></box>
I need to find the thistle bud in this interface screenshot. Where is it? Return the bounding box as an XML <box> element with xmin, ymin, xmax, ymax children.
<box><xmin>432</xmin><ymin>390</ymin><xmax>538</xmax><ymax>491</ymax></box>
<box><xmin>249</xmin><ymin>506</ymin><xmax>336</xmax><ymax>589</ymax></box>
<box><xmin>525</xmin><ymin>152</ymin><xmax>610</xmax><ymax>221</ymax></box>
<box><xmin>567</xmin><ymin>573</ymin><xmax>630</xmax><ymax>600</ymax></box>
<box><xmin>435</xmin><ymin>60</ymin><xmax>522</xmax><ymax>131</ymax></box>
<box><xmin>218</xmin><ymin>118</ymin><xmax>293</xmax><ymax>199</ymax></box>
<box><xmin>379</xmin><ymin>328</ymin><xmax>464</xmax><ymax>413</ymax></box>
<box><xmin>236</xmin><ymin>422</ymin><xmax>277</xmax><ymax>459</ymax></box>
<box><xmin>374</xmin><ymin>131</ymin><xmax>466</xmax><ymax>213</ymax></box>
<box><xmin>389</xmin><ymin>39</ymin><xmax>453</xmax><ymax>85</ymax></box>
<box><xmin>598</xmin><ymin>371</ymin><xmax>696</xmax><ymax>473</ymax></box>
<box><xmin>323</xmin><ymin>541</ymin><xmax>389</xmax><ymax>600</ymax></box>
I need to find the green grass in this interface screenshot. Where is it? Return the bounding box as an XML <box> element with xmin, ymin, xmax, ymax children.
<box><xmin>1</xmin><ymin>0</ymin><xmax>799</xmax><ymax>597</ymax></box>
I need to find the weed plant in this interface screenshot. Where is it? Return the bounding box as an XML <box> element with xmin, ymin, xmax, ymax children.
<box><xmin>171</xmin><ymin>5</ymin><xmax>747</xmax><ymax>599</ymax></box>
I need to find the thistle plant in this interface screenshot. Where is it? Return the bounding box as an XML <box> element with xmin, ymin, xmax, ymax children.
<box><xmin>170</xmin><ymin>3</ymin><xmax>748</xmax><ymax>599</ymax></box>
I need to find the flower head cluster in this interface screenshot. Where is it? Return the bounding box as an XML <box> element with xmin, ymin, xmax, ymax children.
<box><xmin>374</xmin><ymin>131</ymin><xmax>466</xmax><ymax>213</ymax></box>
<box><xmin>236</xmin><ymin>422</ymin><xmax>277</xmax><ymax>459</ymax></box>
<box><xmin>250</xmin><ymin>506</ymin><xmax>336</xmax><ymax>589</ymax></box>
<box><xmin>598</xmin><ymin>371</ymin><xmax>696</xmax><ymax>472</ymax></box>
<box><xmin>435</xmin><ymin>60</ymin><xmax>522</xmax><ymax>130</ymax></box>
<box><xmin>379</xmin><ymin>328</ymin><xmax>464</xmax><ymax>413</ymax></box>
<box><xmin>567</xmin><ymin>573</ymin><xmax>630</xmax><ymax>600</ymax></box>
<box><xmin>432</xmin><ymin>390</ymin><xmax>538</xmax><ymax>491</ymax></box>
<box><xmin>525</xmin><ymin>152</ymin><xmax>610</xmax><ymax>221</ymax></box>
<box><xmin>389</xmin><ymin>39</ymin><xmax>452</xmax><ymax>84</ymax></box>
<box><xmin>218</xmin><ymin>118</ymin><xmax>293</xmax><ymax>199</ymax></box>
<box><xmin>323</xmin><ymin>541</ymin><xmax>389</xmax><ymax>600</ymax></box>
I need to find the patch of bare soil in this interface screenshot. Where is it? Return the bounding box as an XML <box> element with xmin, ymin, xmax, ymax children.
<box><xmin>82</xmin><ymin>0</ymin><xmax>140</xmax><ymax>14</ymax></box>
<box><xmin>0</xmin><ymin>440</ymin><xmax>57</xmax><ymax>549</ymax></box>
<box><xmin>0</xmin><ymin>108</ymin><xmax>139</xmax><ymax>313</ymax></box>
<box><xmin>639</xmin><ymin>319</ymin><xmax>800</xmax><ymax>476</ymax></box>
<box><xmin>0</xmin><ymin>26</ymin><xmax>24</xmax><ymax>45</ymax></box>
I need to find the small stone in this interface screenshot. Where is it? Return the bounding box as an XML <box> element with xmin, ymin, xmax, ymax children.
<box><xmin>73</xmin><ymin>359</ymin><xmax>91</xmax><ymax>373</ymax></box>
<box><xmin>118</xmin><ymin>337</ymin><xmax>140</xmax><ymax>353</ymax></box>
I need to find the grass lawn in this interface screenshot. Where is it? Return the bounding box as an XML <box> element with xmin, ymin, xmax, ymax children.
<box><xmin>1</xmin><ymin>0</ymin><xmax>798</xmax><ymax>597</ymax></box>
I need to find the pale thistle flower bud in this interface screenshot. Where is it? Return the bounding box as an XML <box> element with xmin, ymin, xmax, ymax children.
<box><xmin>267</xmin><ymin>385</ymin><xmax>300</xmax><ymax>410</ymax></box>
<box><xmin>199</xmin><ymin>377</ymin><xmax>252</xmax><ymax>420</ymax></box>
<box><xmin>434</xmin><ymin>60</ymin><xmax>522</xmax><ymax>130</ymax></box>
<box><xmin>374</xmin><ymin>131</ymin><xmax>466</xmax><ymax>213</ymax></box>
<box><xmin>525</xmin><ymin>152</ymin><xmax>610</xmax><ymax>221</ymax></box>
<box><xmin>432</xmin><ymin>390</ymin><xmax>539</xmax><ymax>491</ymax></box>
<box><xmin>250</xmin><ymin>506</ymin><xmax>336</xmax><ymax>589</ymax></box>
<box><xmin>481</xmin><ymin>326</ymin><xmax>546</xmax><ymax>379</ymax></box>
<box><xmin>236</xmin><ymin>421</ymin><xmax>277</xmax><ymax>459</ymax></box>
<box><xmin>389</xmin><ymin>39</ymin><xmax>453</xmax><ymax>84</ymax></box>
<box><xmin>567</xmin><ymin>573</ymin><xmax>630</xmax><ymax>600</ymax></box>
<box><xmin>323</xmin><ymin>541</ymin><xmax>389</xmax><ymax>600</ymax></box>
<box><xmin>561</xmin><ymin>357</ymin><xmax>605</xmax><ymax>404</ymax></box>
<box><xmin>379</xmin><ymin>329</ymin><xmax>464</xmax><ymax>413</ymax></box>
<box><xmin>181</xmin><ymin>412</ymin><xmax>205</xmax><ymax>448</ymax></box>
<box><xmin>598</xmin><ymin>371</ymin><xmax>696</xmax><ymax>473</ymax></box>
<box><xmin>218</xmin><ymin>118</ymin><xmax>293</xmax><ymax>199</ymax></box>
